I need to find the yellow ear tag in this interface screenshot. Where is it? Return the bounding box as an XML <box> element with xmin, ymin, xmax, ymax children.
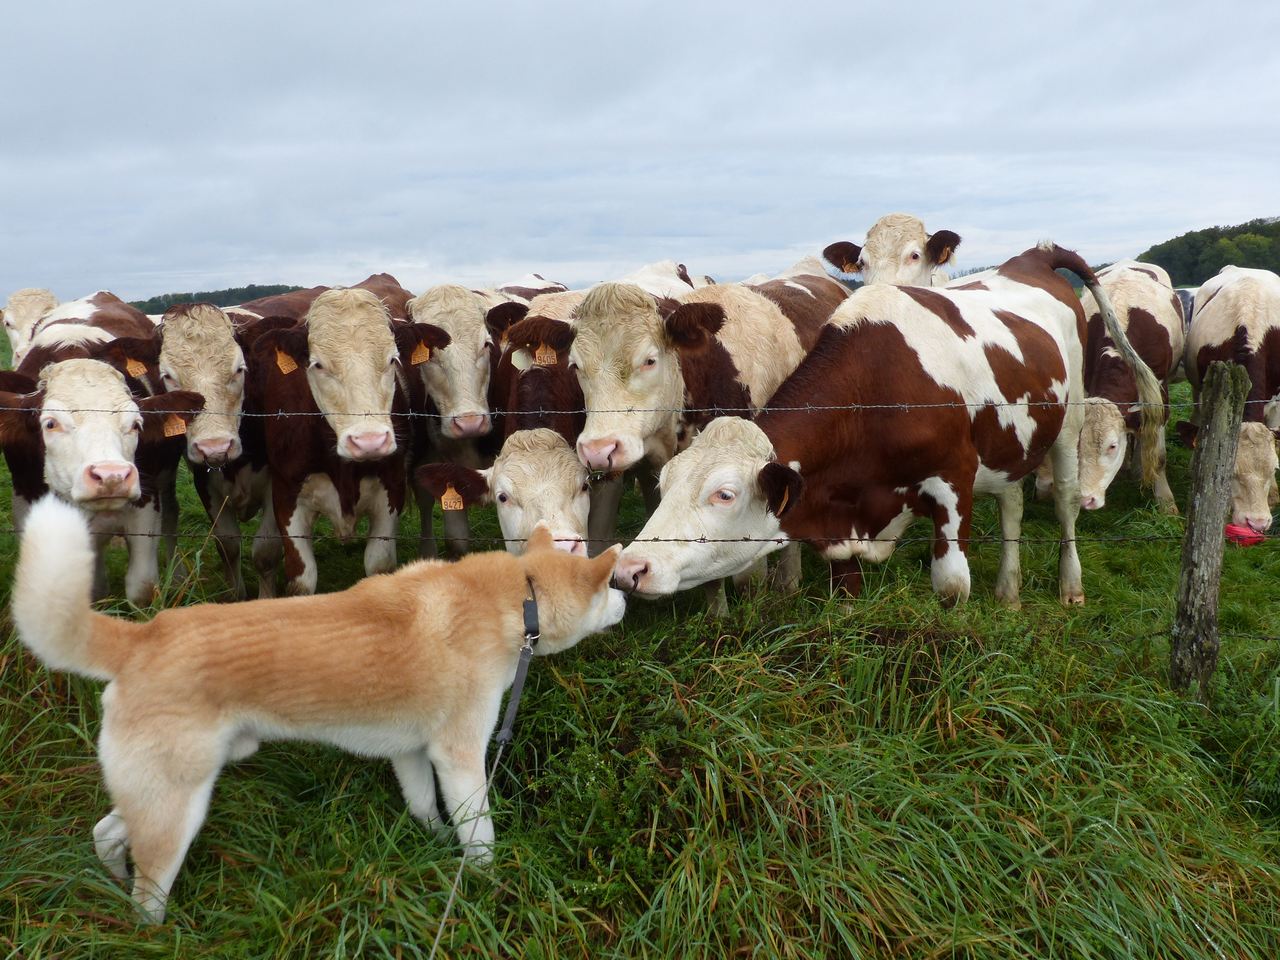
<box><xmin>441</xmin><ymin>483</ymin><xmax>464</xmax><ymax>512</ymax></box>
<box><xmin>777</xmin><ymin>485</ymin><xmax>790</xmax><ymax>515</ymax></box>
<box><xmin>163</xmin><ymin>413</ymin><xmax>187</xmax><ymax>438</ymax></box>
<box><xmin>410</xmin><ymin>342</ymin><xmax>431</xmax><ymax>366</ymax></box>
<box><xmin>275</xmin><ymin>349</ymin><xmax>298</xmax><ymax>375</ymax></box>
<box><xmin>125</xmin><ymin>358</ymin><xmax>147</xmax><ymax>378</ymax></box>
<box><xmin>534</xmin><ymin>343</ymin><xmax>557</xmax><ymax>366</ymax></box>
<box><xmin>938</xmin><ymin>246</ymin><xmax>953</xmax><ymax>265</ymax></box>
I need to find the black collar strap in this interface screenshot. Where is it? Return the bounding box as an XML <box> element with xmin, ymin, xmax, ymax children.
<box><xmin>522</xmin><ymin>576</ymin><xmax>540</xmax><ymax>647</ymax></box>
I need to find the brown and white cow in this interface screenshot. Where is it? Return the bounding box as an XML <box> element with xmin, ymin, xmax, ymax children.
<box><xmin>0</xmin><ymin>359</ymin><xmax>202</xmax><ymax>604</ymax></box>
<box><xmin>615</xmin><ymin>243</ymin><xmax>1164</xmax><ymax>608</ymax></box>
<box><xmin>416</xmin><ymin>428</ymin><xmax>591</xmax><ymax>556</ymax></box>
<box><xmin>493</xmin><ymin>273</ymin><xmax>569</xmax><ymax>303</ymax></box>
<box><xmin>745</xmin><ymin>256</ymin><xmax>850</xmax><ymax>351</ymax></box>
<box><xmin>233</xmin><ymin>273</ymin><xmax>414</xmax><ymax>322</ymax></box>
<box><xmin>248</xmin><ymin>288</ymin><xmax>450</xmax><ymax>596</ymax></box>
<box><xmin>823</xmin><ymin>212</ymin><xmax>961</xmax><ymax>288</ymax></box>
<box><xmin>1057</xmin><ymin>260</ymin><xmax>1185</xmax><ymax>514</ymax></box>
<box><xmin>3</xmin><ymin>288</ymin><xmax>59</xmax><ymax>366</ymax></box>
<box><xmin>1180</xmin><ymin>265</ymin><xmax>1280</xmax><ymax>533</ymax></box>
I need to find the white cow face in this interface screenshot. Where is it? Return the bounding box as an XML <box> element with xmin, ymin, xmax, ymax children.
<box><xmin>1232</xmin><ymin>421</ymin><xmax>1279</xmax><ymax>533</ymax></box>
<box><xmin>824</xmin><ymin>213</ymin><xmax>960</xmax><ymax>288</ymax></box>
<box><xmin>0</xmin><ymin>360</ymin><xmax>201</xmax><ymax>510</ymax></box>
<box><xmin>614</xmin><ymin>418</ymin><xmax>799</xmax><ymax>596</ymax></box>
<box><xmin>407</xmin><ymin>285</ymin><xmax>494</xmax><ymax>439</ymax></box>
<box><xmin>1077</xmin><ymin>397</ymin><xmax>1129</xmax><ymax>510</ymax></box>
<box><xmin>570</xmin><ymin>283</ymin><xmax>682</xmax><ymax>473</ymax></box>
<box><xmin>158</xmin><ymin>304</ymin><xmax>246</xmax><ymax>466</ymax></box>
<box><xmin>2</xmin><ymin>288</ymin><xmax>58</xmax><ymax>365</ymax></box>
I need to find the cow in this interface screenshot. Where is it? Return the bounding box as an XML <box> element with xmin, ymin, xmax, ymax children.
<box><xmin>1058</xmin><ymin>260</ymin><xmax>1185</xmax><ymax>514</ymax></box>
<box><xmin>3</xmin><ymin>287</ymin><xmax>58</xmax><ymax>366</ymax></box>
<box><xmin>1179</xmin><ymin>265</ymin><xmax>1280</xmax><ymax>534</ymax></box>
<box><xmin>613</xmin><ymin>242</ymin><xmax>1164</xmax><ymax>609</ymax></box>
<box><xmin>745</xmin><ymin>256</ymin><xmax>850</xmax><ymax>351</ymax></box>
<box><xmin>415</xmin><ymin>428</ymin><xmax>591</xmax><ymax>556</ymax></box>
<box><xmin>823</xmin><ymin>212</ymin><xmax>962</xmax><ymax>288</ymax></box>
<box><xmin>493</xmin><ymin>273</ymin><xmax>569</xmax><ymax>302</ymax></box>
<box><xmin>0</xmin><ymin>359</ymin><xmax>202</xmax><ymax>604</ymax></box>
<box><xmin>247</xmin><ymin>288</ymin><xmax>450</xmax><ymax>596</ymax></box>
<box><xmin>233</xmin><ymin>273</ymin><xmax>414</xmax><ymax>322</ymax></box>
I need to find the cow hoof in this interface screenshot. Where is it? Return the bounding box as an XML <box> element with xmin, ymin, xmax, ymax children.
<box><xmin>996</xmin><ymin>593</ymin><xmax>1021</xmax><ymax>611</ymax></box>
<box><xmin>1060</xmin><ymin>590</ymin><xmax>1086</xmax><ymax>606</ymax></box>
<box><xmin>1158</xmin><ymin>500</ymin><xmax>1180</xmax><ymax>517</ymax></box>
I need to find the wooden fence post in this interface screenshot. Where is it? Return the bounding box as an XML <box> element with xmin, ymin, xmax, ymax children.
<box><xmin>1170</xmin><ymin>361</ymin><xmax>1250</xmax><ymax>699</ymax></box>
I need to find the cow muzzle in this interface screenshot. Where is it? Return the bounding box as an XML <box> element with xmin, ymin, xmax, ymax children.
<box><xmin>578</xmin><ymin>437</ymin><xmax>619</xmax><ymax>472</ymax></box>
<box><xmin>79</xmin><ymin>461</ymin><xmax>140</xmax><ymax>504</ymax></box>
<box><xmin>342</xmin><ymin>429</ymin><xmax>396</xmax><ymax>460</ymax></box>
<box><xmin>191</xmin><ymin>436</ymin><xmax>239</xmax><ymax>467</ymax></box>
<box><xmin>447</xmin><ymin>412</ymin><xmax>492</xmax><ymax>439</ymax></box>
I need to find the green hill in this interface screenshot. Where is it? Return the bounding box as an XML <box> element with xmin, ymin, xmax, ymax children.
<box><xmin>129</xmin><ymin>283</ymin><xmax>304</xmax><ymax>314</ymax></box>
<box><xmin>1138</xmin><ymin>217</ymin><xmax>1280</xmax><ymax>287</ymax></box>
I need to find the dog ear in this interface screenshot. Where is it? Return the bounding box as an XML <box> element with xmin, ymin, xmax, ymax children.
<box><xmin>758</xmin><ymin>460</ymin><xmax>803</xmax><ymax>518</ymax></box>
<box><xmin>526</xmin><ymin>522</ymin><xmax>556</xmax><ymax>554</ymax></box>
<box><xmin>588</xmin><ymin>543</ymin><xmax>622</xmax><ymax>586</ymax></box>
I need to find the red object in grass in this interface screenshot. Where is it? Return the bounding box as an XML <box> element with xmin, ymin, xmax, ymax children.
<box><xmin>1224</xmin><ymin>523</ymin><xmax>1265</xmax><ymax>547</ymax></box>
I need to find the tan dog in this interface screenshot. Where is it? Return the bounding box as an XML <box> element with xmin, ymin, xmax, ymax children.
<box><xmin>12</xmin><ymin>494</ymin><xmax>625</xmax><ymax>924</ymax></box>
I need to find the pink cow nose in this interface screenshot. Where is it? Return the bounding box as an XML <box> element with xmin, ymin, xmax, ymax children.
<box><xmin>1081</xmin><ymin>494</ymin><xmax>1102</xmax><ymax>510</ymax></box>
<box><xmin>345</xmin><ymin>430</ymin><xmax>394</xmax><ymax>460</ymax></box>
<box><xmin>614</xmin><ymin>556</ymin><xmax>650</xmax><ymax>592</ymax></box>
<box><xmin>450</xmin><ymin>413</ymin><xmax>491</xmax><ymax>438</ymax></box>
<box><xmin>553</xmin><ymin>534</ymin><xmax>587</xmax><ymax>556</ymax></box>
<box><xmin>1245</xmin><ymin>515</ymin><xmax>1273</xmax><ymax>534</ymax></box>
<box><xmin>84</xmin><ymin>462</ymin><xmax>138</xmax><ymax>498</ymax></box>
<box><xmin>578</xmin><ymin>438</ymin><xmax>618</xmax><ymax>471</ymax></box>
<box><xmin>194</xmin><ymin>437</ymin><xmax>234</xmax><ymax>464</ymax></box>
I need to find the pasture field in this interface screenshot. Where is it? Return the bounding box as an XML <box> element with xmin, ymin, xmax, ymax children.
<box><xmin>2</xmin><ymin>380</ymin><xmax>1279</xmax><ymax>958</ymax></box>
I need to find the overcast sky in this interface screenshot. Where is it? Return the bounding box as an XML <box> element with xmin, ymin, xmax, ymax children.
<box><xmin>4</xmin><ymin>1</ymin><xmax>1278</xmax><ymax>301</ymax></box>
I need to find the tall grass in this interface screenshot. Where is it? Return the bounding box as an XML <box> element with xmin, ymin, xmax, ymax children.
<box><xmin>1</xmin><ymin>386</ymin><xmax>1278</xmax><ymax>958</ymax></box>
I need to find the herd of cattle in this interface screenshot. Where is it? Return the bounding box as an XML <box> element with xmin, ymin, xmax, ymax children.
<box><xmin>2</xmin><ymin>213</ymin><xmax>1277</xmax><ymax>612</ymax></box>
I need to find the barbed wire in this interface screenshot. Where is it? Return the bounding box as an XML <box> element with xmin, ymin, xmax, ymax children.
<box><xmin>4</xmin><ymin>397</ymin><xmax>1278</xmax><ymax>418</ymax></box>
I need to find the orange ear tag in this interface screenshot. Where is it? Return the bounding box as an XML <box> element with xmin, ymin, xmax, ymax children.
<box><xmin>410</xmin><ymin>342</ymin><xmax>431</xmax><ymax>366</ymax></box>
<box><xmin>163</xmin><ymin>413</ymin><xmax>187</xmax><ymax>438</ymax></box>
<box><xmin>534</xmin><ymin>343</ymin><xmax>557</xmax><ymax>366</ymax></box>
<box><xmin>777</xmin><ymin>485</ymin><xmax>790</xmax><ymax>515</ymax></box>
<box><xmin>125</xmin><ymin>358</ymin><xmax>148</xmax><ymax>378</ymax></box>
<box><xmin>440</xmin><ymin>483</ymin><xmax>465</xmax><ymax>511</ymax></box>
<box><xmin>275</xmin><ymin>349</ymin><xmax>298</xmax><ymax>375</ymax></box>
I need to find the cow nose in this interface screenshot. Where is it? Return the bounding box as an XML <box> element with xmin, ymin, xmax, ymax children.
<box><xmin>450</xmin><ymin>413</ymin><xmax>491</xmax><ymax>438</ymax></box>
<box><xmin>553</xmin><ymin>534</ymin><xmax>587</xmax><ymax>556</ymax></box>
<box><xmin>1245</xmin><ymin>515</ymin><xmax>1273</xmax><ymax>534</ymax></box>
<box><xmin>193</xmin><ymin>437</ymin><xmax>234</xmax><ymax>464</ymax></box>
<box><xmin>1080</xmin><ymin>494</ymin><xmax>1102</xmax><ymax>510</ymax></box>
<box><xmin>345</xmin><ymin>430</ymin><xmax>394</xmax><ymax>459</ymax></box>
<box><xmin>613</xmin><ymin>557</ymin><xmax>649</xmax><ymax>592</ymax></box>
<box><xmin>578</xmin><ymin>438</ymin><xmax>618</xmax><ymax>471</ymax></box>
<box><xmin>84</xmin><ymin>462</ymin><xmax>138</xmax><ymax>497</ymax></box>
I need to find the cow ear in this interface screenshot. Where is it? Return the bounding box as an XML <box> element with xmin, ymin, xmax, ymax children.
<box><xmin>395</xmin><ymin>321</ymin><xmax>451</xmax><ymax>367</ymax></box>
<box><xmin>926</xmin><ymin>230</ymin><xmax>961</xmax><ymax>266</ymax></box>
<box><xmin>664</xmin><ymin>302</ymin><xmax>725</xmax><ymax>351</ymax></box>
<box><xmin>255</xmin><ymin>326</ymin><xmax>310</xmax><ymax>375</ymax></box>
<box><xmin>98</xmin><ymin>335</ymin><xmax>160</xmax><ymax>382</ymax></box>
<box><xmin>0</xmin><ymin>388</ymin><xmax>40</xmax><ymax>447</ymax></box>
<box><xmin>1175</xmin><ymin>420</ymin><xmax>1199</xmax><ymax>449</ymax></box>
<box><xmin>414</xmin><ymin>462</ymin><xmax>492</xmax><ymax>508</ymax></box>
<box><xmin>526</xmin><ymin>522</ymin><xmax>555</xmax><ymax>554</ymax></box>
<box><xmin>757</xmin><ymin>460</ymin><xmax>803</xmax><ymax>518</ymax></box>
<box><xmin>486</xmin><ymin>302</ymin><xmax>530</xmax><ymax>344</ymax></box>
<box><xmin>823</xmin><ymin>240</ymin><xmax>863</xmax><ymax>275</ymax></box>
<box><xmin>1122</xmin><ymin>404</ymin><xmax>1142</xmax><ymax>432</ymax></box>
<box><xmin>137</xmin><ymin>390</ymin><xmax>204</xmax><ymax>444</ymax></box>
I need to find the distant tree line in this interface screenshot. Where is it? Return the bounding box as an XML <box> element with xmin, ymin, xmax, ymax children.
<box><xmin>1137</xmin><ymin>217</ymin><xmax>1280</xmax><ymax>287</ymax></box>
<box><xmin>130</xmin><ymin>283</ymin><xmax>304</xmax><ymax>314</ymax></box>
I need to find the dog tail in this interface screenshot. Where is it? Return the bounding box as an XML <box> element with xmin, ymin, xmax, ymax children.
<box><xmin>13</xmin><ymin>495</ymin><xmax>133</xmax><ymax>680</ymax></box>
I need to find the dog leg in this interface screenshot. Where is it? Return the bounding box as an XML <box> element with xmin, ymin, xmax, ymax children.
<box><xmin>93</xmin><ymin>809</ymin><xmax>130</xmax><ymax>880</ymax></box>
<box><xmin>428</xmin><ymin>745</ymin><xmax>494</xmax><ymax>863</ymax></box>
<box><xmin>392</xmin><ymin>749</ymin><xmax>449</xmax><ymax>837</ymax></box>
<box><xmin>123</xmin><ymin>770</ymin><xmax>219</xmax><ymax>925</ymax></box>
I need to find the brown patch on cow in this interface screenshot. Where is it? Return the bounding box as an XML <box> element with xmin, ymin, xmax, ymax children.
<box><xmin>506</xmin><ymin>317</ymin><xmax>576</xmax><ymax>355</ymax></box>
<box><xmin>665</xmin><ymin>302</ymin><xmax>727</xmax><ymax>351</ymax></box>
<box><xmin>950</xmin><ymin>281</ymin><xmax>989</xmax><ymax>291</ymax></box>
<box><xmin>1084</xmin><ymin>306</ymin><xmax>1175</xmax><ymax>424</ymax></box>
<box><xmin>1197</xmin><ymin>325</ymin><xmax>1280</xmax><ymax>425</ymax></box>
<box><xmin>509</xmin><ymin>364</ymin><xmax>584</xmax><ymax>444</ymax></box>
<box><xmin>1194</xmin><ymin>284</ymin><xmax>1221</xmax><ymax>313</ymax></box>
<box><xmin>899</xmin><ymin>286</ymin><xmax>977</xmax><ymax>339</ymax></box>
<box><xmin>996</xmin><ymin>245</ymin><xmax>1090</xmax><ymax>321</ymax></box>
<box><xmin>673</xmin><ymin>329</ymin><xmax>752</xmax><ymax>432</ymax></box>
<box><xmin>748</xmin><ymin>276</ymin><xmax>849</xmax><ymax>351</ymax></box>
<box><xmin>1131</xmin><ymin>266</ymin><xmax>1160</xmax><ymax>282</ymax></box>
<box><xmin>414</xmin><ymin>462</ymin><xmax>489</xmax><ymax>509</ymax></box>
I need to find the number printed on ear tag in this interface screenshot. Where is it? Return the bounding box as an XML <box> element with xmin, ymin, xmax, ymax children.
<box><xmin>163</xmin><ymin>414</ymin><xmax>187</xmax><ymax>438</ymax></box>
<box><xmin>534</xmin><ymin>343</ymin><xmax>557</xmax><ymax>366</ymax></box>
<box><xmin>276</xmin><ymin>349</ymin><xmax>298</xmax><ymax>375</ymax></box>
<box><xmin>126</xmin><ymin>358</ymin><xmax>148</xmax><ymax>378</ymax></box>
<box><xmin>411</xmin><ymin>342</ymin><xmax>431</xmax><ymax>365</ymax></box>
<box><xmin>441</xmin><ymin>483</ymin><xmax>464</xmax><ymax>511</ymax></box>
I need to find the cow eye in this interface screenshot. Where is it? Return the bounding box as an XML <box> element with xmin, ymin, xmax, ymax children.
<box><xmin>580</xmin><ymin>481</ymin><xmax>590</xmax><ymax>494</ymax></box>
<box><xmin>131</xmin><ymin>419</ymin><xmax>143</xmax><ymax>433</ymax></box>
<box><xmin>497</xmin><ymin>492</ymin><xmax>509</xmax><ymax>504</ymax></box>
<box><xmin>310</xmin><ymin>359</ymin><xmax>324</xmax><ymax>371</ymax></box>
<box><xmin>567</xmin><ymin>360</ymin><xmax>579</xmax><ymax>373</ymax></box>
<box><xmin>643</xmin><ymin>356</ymin><xmax>657</xmax><ymax>368</ymax></box>
<box><xmin>41</xmin><ymin>417</ymin><xmax>59</xmax><ymax>432</ymax></box>
<box><xmin>910</xmin><ymin>252</ymin><xmax>921</xmax><ymax>261</ymax></box>
<box><xmin>711</xmin><ymin>489</ymin><xmax>735</xmax><ymax>504</ymax></box>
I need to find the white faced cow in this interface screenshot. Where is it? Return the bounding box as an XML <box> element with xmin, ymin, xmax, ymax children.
<box><xmin>3</xmin><ymin>288</ymin><xmax>58</xmax><ymax>366</ymax></box>
<box><xmin>823</xmin><ymin>213</ymin><xmax>962</xmax><ymax>288</ymax></box>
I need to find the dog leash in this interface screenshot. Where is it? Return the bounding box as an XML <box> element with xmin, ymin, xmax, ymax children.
<box><xmin>427</xmin><ymin>576</ymin><xmax>540</xmax><ymax>960</ymax></box>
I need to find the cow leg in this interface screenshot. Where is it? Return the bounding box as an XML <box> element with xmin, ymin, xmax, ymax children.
<box><xmin>1033</xmin><ymin>459</ymin><xmax>1054</xmax><ymax>500</ymax></box>
<box><xmin>124</xmin><ymin>503</ymin><xmax>163</xmax><ymax>606</ymax></box>
<box><xmin>441</xmin><ymin>506</ymin><xmax>471</xmax><ymax>558</ymax></box>
<box><xmin>732</xmin><ymin>556</ymin><xmax>767</xmax><ymax>593</ymax></box>
<box><xmin>91</xmin><ymin>530</ymin><xmax>113</xmax><ymax>600</ymax></box>
<box><xmin>703</xmin><ymin>578</ymin><xmax>729</xmax><ymax>617</ymax></box>
<box><xmin>158</xmin><ymin>467</ymin><xmax>187</xmax><ymax>580</ymax></box>
<box><xmin>637</xmin><ymin>467</ymin><xmax>661</xmax><ymax>516</ymax></box>
<box><xmin>210</xmin><ymin>497</ymin><xmax>246</xmax><ymax>600</ymax></box>
<box><xmin>282</xmin><ymin>500</ymin><xmax>319</xmax><ymax>597</ymax></box>
<box><xmin>768</xmin><ymin>542</ymin><xmax>802</xmax><ymax>594</ymax></box>
<box><xmin>1148</xmin><ymin>427</ymin><xmax>1179</xmax><ymax>515</ymax></box>
<box><xmin>828</xmin><ymin>558</ymin><xmax>863</xmax><ymax>598</ymax></box>
<box><xmin>993</xmin><ymin>484</ymin><xmax>1024</xmax><ymax>609</ymax></box>
<box><xmin>364</xmin><ymin>503</ymin><xmax>399</xmax><ymax>578</ymax></box>
<box><xmin>1048</xmin><ymin>437</ymin><xmax>1085</xmax><ymax>605</ymax></box>
<box><xmin>920</xmin><ymin>476</ymin><xmax>973</xmax><ymax>607</ymax></box>
<box><xmin>587</xmin><ymin>474</ymin><xmax>625</xmax><ymax>556</ymax></box>
<box><xmin>252</xmin><ymin>492</ymin><xmax>283</xmax><ymax>599</ymax></box>
<box><xmin>412</xmin><ymin>482</ymin><xmax>439</xmax><ymax>559</ymax></box>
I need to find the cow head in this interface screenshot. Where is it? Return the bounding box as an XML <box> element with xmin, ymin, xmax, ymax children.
<box><xmin>569</xmin><ymin>282</ymin><xmax>684</xmax><ymax>473</ymax></box>
<box><xmin>0</xmin><ymin>359</ymin><xmax>202</xmax><ymax>509</ymax></box>
<box><xmin>1232</xmin><ymin>421</ymin><xmax>1279</xmax><ymax>533</ymax></box>
<box><xmin>613</xmin><ymin>417</ymin><xmax>801</xmax><ymax>596</ymax></box>
<box><xmin>154</xmin><ymin>303</ymin><xmax>246</xmax><ymax>467</ymax></box>
<box><xmin>824</xmin><ymin>213</ymin><xmax>960</xmax><ymax>288</ymax></box>
<box><xmin>3</xmin><ymin>288</ymin><xmax>58</xmax><ymax>366</ymax></box>
<box><xmin>407</xmin><ymin>285</ymin><xmax>495</xmax><ymax>439</ymax></box>
<box><xmin>1077</xmin><ymin>396</ymin><xmax>1133</xmax><ymax>510</ymax></box>
<box><xmin>416</xmin><ymin>428</ymin><xmax>591</xmax><ymax>555</ymax></box>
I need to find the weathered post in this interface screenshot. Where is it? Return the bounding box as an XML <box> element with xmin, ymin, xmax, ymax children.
<box><xmin>1170</xmin><ymin>361</ymin><xmax>1250</xmax><ymax>699</ymax></box>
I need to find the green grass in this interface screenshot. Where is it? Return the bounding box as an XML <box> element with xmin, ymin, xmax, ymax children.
<box><xmin>2</xmin><ymin>387</ymin><xmax>1279</xmax><ymax>958</ymax></box>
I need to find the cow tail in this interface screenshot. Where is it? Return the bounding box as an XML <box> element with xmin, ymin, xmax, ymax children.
<box><xmin>1045</xmin><ymin>244</ymin><xmax>1165</xmax><ymax>488</ymax></box>
<box><xmin>12</xmin><ymin>495</ymin><xmax>136</xmax><ymax>680</ymax></box>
